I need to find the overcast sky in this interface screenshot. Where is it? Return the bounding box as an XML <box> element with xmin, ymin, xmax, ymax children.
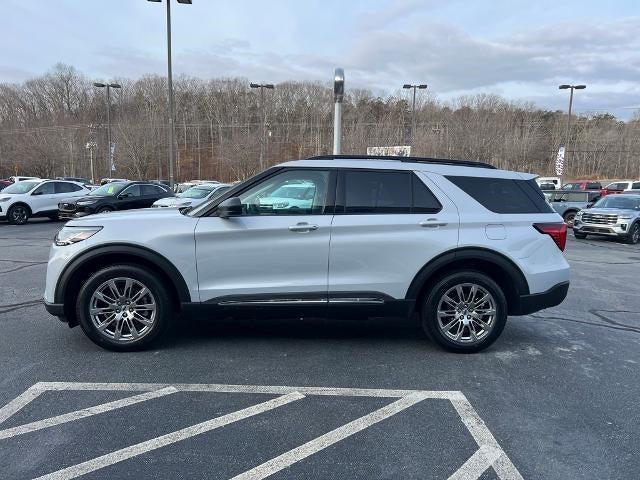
<box><xmin>1</xmin><ymin>0</ymin><xmax>639</xmax><ymax>118</ymax></box>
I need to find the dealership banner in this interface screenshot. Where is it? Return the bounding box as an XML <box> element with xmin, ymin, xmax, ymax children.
<box><xmin>555</xmin><ymin>146</ymin><xmax>565</xmax><ymax>176</ymax></box>
<box><xmin>367</xmin><ymin>146</ymin><xmax>411</xmax><ymax>157</ymax></box>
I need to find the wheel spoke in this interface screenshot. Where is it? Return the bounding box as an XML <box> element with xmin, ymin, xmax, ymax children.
<box><xmin>97</xmin><ymin>314</ymin><xmax>117</xmax><ymax>332</ymax></box>
<box><xmin>90</xmin><ymin>307</ymin><xmax>115</xmax><ymax>315</ymax></box>
<box><xmin>131</xmin><ymin>287</ymin><xmax>149</xmax><ymax>304</ymax></box>
<box><xmin>113</xmin><ymin>319</ymin><xmax>123</xmax><ymax>340</ymax></box>
<box><xmin>441</xmin><ymin>318</ymin><xmax>459</xmax><ymax>331</ymax></box>
<box><xmin>123</xmin><ymin>279</ymin><xmax>133</xmax><ymax>299</ymax></box>
<box><xmin>107</xmin><ymin>280</ymin><xmax>120</xmax><ymax>299</ymax></box>
<box><xmin>132</xmin><ymin>312</ymin><xmax>154</xmax><ymax>327</ymax></box>
<box><xmin>128</xmin><ymin>319</ymin><xmax>139</xmax><ymax>339</ymax></box>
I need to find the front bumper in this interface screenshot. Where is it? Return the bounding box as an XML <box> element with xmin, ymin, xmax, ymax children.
<box><xmin>512</xmin><ymin>281</ymin><xmax>569</xmax><ymax>315</ymax></box>
<box><xmin>44</xmin><ymin>300</ymin><xmax>68</xmax><ymax>323</ymax></box>
<box><xmin>573</xmin><ymin>219</ymin><xmax>630</xmax><ymax>237</ymax></box>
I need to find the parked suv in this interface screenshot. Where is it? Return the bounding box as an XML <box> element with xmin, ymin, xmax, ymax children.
<box><xmin>573</xmin><ymin>194</ymin><xmax>640</xmax><ymax>244</ymax></box>
<box><xmin>548</xmin><ymin>191</ymin><xmax>601</xmax><ymax>227</ymax></box>
<box><xmin>0</xmin><ymin>179</ymin><xmax>90</xmax><ymax>224</ymax></box>
<box><xmin>44</xmin><ymin>155</ymin><xmax>570</xmax><ymax>353</ymax></box>
<box><xmin>58</xmin><ymin>181</ymin><xmax>172</xmax><ymax>218</ymax></box>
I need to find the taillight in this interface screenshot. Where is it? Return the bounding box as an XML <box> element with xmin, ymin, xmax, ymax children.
<box><xmin>533</xmin><ymin>222</ymin><xmax>567</xmax><ymax>251</ymax></box>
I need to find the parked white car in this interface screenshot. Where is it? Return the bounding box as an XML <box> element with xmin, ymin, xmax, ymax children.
<box><xmin>152</xmin><ymin>183</ymin><xmax>231</xmax><ymax>209</ymax></box>
<box><xmin>45</xmin><ymin>155</ymin><xmax>570</xmax><ymax>353</ymax></box>
<box><xmin>604</xmin><ymin>180</ymin><xmax>640</xmax><ymax>192</ymax></box>
<box><xmin>0</xmin><ymin>179</ymin><xmax>90</xmax><ymax>224</ymax></box>
<box><xmin>535</xmin><ymin>176</ymin><xmax>561</xmax><ymax>189</ymax></box>
<box><xmin>257</xmin><ymin>181</ymin><xmax>317</xmax><ymax>211</ymax></box>
<box><xmin>9</xmin><ymin>176</ymin><xmax>40</xmax><ymax>183</ymax></box>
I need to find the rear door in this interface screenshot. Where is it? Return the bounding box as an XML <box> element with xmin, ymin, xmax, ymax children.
<box><xmin>141</xmin><ymin>184</ymin><xmax>169</xmax><ymax>207</ymax></box>
<box><xmin>328</xmin><ymin>169</ymin><xmax>459</xmax><ymax>301</ymax></box>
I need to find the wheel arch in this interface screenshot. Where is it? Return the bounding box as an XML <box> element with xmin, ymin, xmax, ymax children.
<box><xmin>406</xmin><ymin>247</ymin><xmax>530</xmax><ymax>316</ymax></box>
<box><xmin>8</xmin><ymin>201</ymin><xmax>32</xmax><ymax>214</ymax></box>
<box><xmin>55</xmin><ymin>244</ymin><xmax>190</xmax><ymax>326</ymax></box>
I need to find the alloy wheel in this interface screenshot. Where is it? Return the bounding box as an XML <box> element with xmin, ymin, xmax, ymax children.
<box><xmin>89</xmin><ymin>277</ymin><xmax>157</xmax><ymax>343</ymax></box>
<box><xmin>11</xmin><ymin>206</ymin><xmax>28</xmax><ymax>224</ymax></box>
<box><xmin>436</xmin><ymin>283</ymin><xmax>497</xmax><ymax>345</ymax></box>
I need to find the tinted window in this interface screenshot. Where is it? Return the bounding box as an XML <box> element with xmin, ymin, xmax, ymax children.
<box><xmin>121</xmin><ymin>185</ymin><xmax>141</xmax><ymax>197</ymax></box>
<box><xmin>55</xmin><ymin>182</ymin><xmax>82</xmax><ymax>193</ymax></box>
<box><xmin>344</xmin><ymin>171</ymin><xmax>411</xmax><ymax>214</ymax></box>
<box><xmin>633</xmin><ymin>182</ymin><xmax>640</xmax><ymax>190</ymax></box>
<box><xmin>33</xmin><ymin>182</ymin><xmax>55</xmax><ymax>195</ymax></box>
<box><xmin>142</xmin><ymin>184</ymin><xmax>165</xmax><ymax>196</ymax></box>
<box><xmin>238</xmin><ymin>169</ymin><xmax>331</xmax><ymax>215</ymax></box>
<box><xmin>587</xmin><ymin>182</ymin><xmax>602</xmax><ymax>189</ymax></box>
<box><xmin>446</xmin><ymin>176</ymin><xmax>553</xmax><ymax>214</ymax></box>
<box><xmin>412</xmin><ymin>175</ymin><xmax>442</xmax><ymax>213</ymax></box>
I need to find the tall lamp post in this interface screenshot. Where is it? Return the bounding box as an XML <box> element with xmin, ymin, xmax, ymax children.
<box><xmin>250</xmin><ymin>82</ymin><xmax>274</xmax><ymax>170</ymax></box>
<box><xmin>403</xmin><ymin>83</ymin><xmax>427</xmax><ymax>146</ymax></box>
<box><xmin>558</xmin><ymin>84</ymin><xmax>586</xmax><ymax>183</ymax></box>
<box><xmin>93</xmin><ymin>82</ymin><xmax>121</xmax><ymax>178</ymax></box>
<box><xmin>148</xmin><ymin>0</ymin><xmax>192</xmax><ymax>189</ymax></box>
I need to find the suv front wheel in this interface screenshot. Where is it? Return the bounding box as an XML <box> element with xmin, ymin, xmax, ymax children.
<box><xmin>421</xmin><ymin>271</ymin><xmax>507</xmax><ymax>353</ymax></box>
<box><xmin>76</xmin><ymin>265</ymin><xmax>172</xmax><ymax>351</ymax></box>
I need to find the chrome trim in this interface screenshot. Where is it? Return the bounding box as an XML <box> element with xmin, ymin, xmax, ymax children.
<box><xmin>328</xmin><ymin>298</ymin><xmax>385</xmax><ymax>304</ymax></box>
<box><xmin>217</xmin><ymin>298</ymin><xmax>327</xmax><ymax>306</ymax></box>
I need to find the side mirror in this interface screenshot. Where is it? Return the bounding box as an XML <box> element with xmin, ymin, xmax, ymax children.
<box><xmin>31</xmin><ymin>190</ymin><xmax>42</xmax><ymax>196</ymax></box>
<box><xmin>217</xmin><ymin>197</ymin><xmax>242</xmax><ymax>219</ymax></box>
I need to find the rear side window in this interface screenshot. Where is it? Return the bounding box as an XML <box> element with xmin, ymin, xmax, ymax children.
<box><xmin>142</xmin><ymin>184</ymin><xmax>165</xmax><ymax>196</ymax></box>
<box><xmin>446</xmin><ymin>176</ymin><xmax>553</xmax><ymax>214</ymax></box>
<box><xmin>55</xmin><ymin>182</ymin><xmax>82</xmax><ymax>193</ymax></box>
<box><xmin>587</xmin><ymin>182</ymin><xmax>602</xmax><ymax>189</ymax></box>
<box><xmin>344</xmin><ymin>171</ymin><xmax>411</xmax><ymax>214</ymax></box>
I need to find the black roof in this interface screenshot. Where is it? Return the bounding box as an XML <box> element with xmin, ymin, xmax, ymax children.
<box><xmin>307</xmin><ymin>154</ymin><xmax>496</xmax><ymax>169</ymax></box>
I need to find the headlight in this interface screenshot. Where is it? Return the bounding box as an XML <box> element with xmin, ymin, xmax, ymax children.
<box><xmin>618</xmin><ymin>214</ymin><xmax>632</xmax><ymax>219</ymax></box>
<box><xmin>76</xmin><ymin>200</ymin><xmax>97</xmax><ymax>206</ymax></box>
<box><xmin>0</xmin><ymin>197</ymin><xmax>10</xmax><ymax>202</ymax></box>
<box><xmin>54</xmin><ymin>226</ymin><xmax>102</xmax><ymax>246</ymax></box>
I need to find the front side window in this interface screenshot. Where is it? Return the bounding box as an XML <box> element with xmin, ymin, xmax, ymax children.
<box><xmin>33</xmin><ymin>182</ymin><xmax>55</xmax><ymax>195</ymax></box>
<box><xmin>237</xmin><ymin>169</ymin><xmax>331</xmax><ymax>215</ymax></box>
<box><xmin>121</xmin><ymin>185</ymin><xmax>141</xmax><ymax>197</ymax></box>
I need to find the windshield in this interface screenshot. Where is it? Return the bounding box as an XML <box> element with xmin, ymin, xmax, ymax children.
<box><xmin>2</xmin><ymin>181</ymin><xmax>40</xmax><ymax>194</ymax></box>
<box><xmin>89</xmin><ymin>183</ymin><xmax>126</xmax><ymax>196</ymax></box>
<box><xmin>593</xmin><ymin>196</ymin><xmax>640</xmax><ymax>210</ymax></box>
<box><xmin>181</xmin><ymin>186</ymin><xmax>214</xmax><ymax>199</ymax></box>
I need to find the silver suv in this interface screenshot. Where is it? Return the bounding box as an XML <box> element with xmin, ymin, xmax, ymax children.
<box><xmin>573</xmin><ymin>194</ymin><xmax>640</xmax><ymax>244</ymax></box>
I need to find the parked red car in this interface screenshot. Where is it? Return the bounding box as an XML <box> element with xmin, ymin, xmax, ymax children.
<box><xmin>0</xmin><ymin>180</ymin><xmax>11</xmax><ymax>191</ymax></box>
<box><xmin>561</xmin><ymin>180</ymin><xmax>622</xmax><ymax>198</ymax></box>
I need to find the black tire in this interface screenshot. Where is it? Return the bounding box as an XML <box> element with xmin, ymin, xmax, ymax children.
<box><xmin>76</xmin><ymin>264</ymin><xmax>173</xmax><ymax>351</ymax></box>
<box><xmin>563</xmin><ymin>211</ymin><xmax>577</xmax><ymax>228</ymax></box>
<box><xmin>7</xmin><ymin>204</ymin><xmax>30</xmax><ymax>225</ymax></box>
<box><xmin>96</xmin><ymin>206</ymin><xmax>114</xmax><ymax>214</ymax></box>
<box><xmin>420</xmin><ymin>271</ymin><xmax>507</xmax><ymax>353</ymax></box>
<box><xmin>573</xmin><ymin>231</ymin><xmax>587</xmax><ymax>239</ymax></box>
<box><xmin>48</xmin><ymin>213</ymin><xmax>60</xmax><ymax>221</ymax></box>
<box><xmin>625</xmin><ymin>222</ymin><xmax>640</xmax><ymax>245</ymax></box>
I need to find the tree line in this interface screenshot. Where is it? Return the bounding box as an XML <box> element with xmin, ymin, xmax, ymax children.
<box><xmin>0</xmin><ymin>63</ymin><xmax>638</xmax><ymax>182</ymax></box>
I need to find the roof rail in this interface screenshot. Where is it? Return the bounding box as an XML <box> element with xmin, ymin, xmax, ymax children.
<box><xmin>307</xmin><ymin>154</ymin><xmax>496</xmax><ymax>169</ymax></box>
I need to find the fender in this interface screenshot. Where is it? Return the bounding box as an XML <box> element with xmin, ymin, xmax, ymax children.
<box><xmin>405</xmin><ymin>247</ymin><xmax>530</xmax><ymax>299</ymax></box>
<box><xmin>54</xmin><ymin>243</ymin><xmax>191</xmax><ymax>304</ymax></box>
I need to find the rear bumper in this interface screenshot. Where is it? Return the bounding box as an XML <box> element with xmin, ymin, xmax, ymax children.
<box><xmin>512</xmin><ymin>281</ymin><xmax>569</xmax><ymax>315</ymax></box>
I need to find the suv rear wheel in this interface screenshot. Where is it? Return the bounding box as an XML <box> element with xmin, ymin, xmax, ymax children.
<box><xmin>421</xmin><ymin>271</ymin><xmax>507</xmax><ymax>353</ymax></box>
<box><xmin>76</xmin><ymin>265</ymin><xmax>172</xmax><ymax>351</ymax></box>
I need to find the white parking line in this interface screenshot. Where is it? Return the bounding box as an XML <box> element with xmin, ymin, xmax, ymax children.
<box><xmin>448</xmin><ymin>445</ymin><xmax>503</xmax><ymax>480</ymax></box>
<box><xmin>0</xmin><ymin>382</ymin><xmax>523</xmax><ymax>480</ymax></box>
<box><xmin>231</xmin><ymin>392</ymin><xmax>429</xmax><ymax>480</ymax></box>
<box><xmin>0</xmin><ymin>386</ymin><xmax>177</xmax><ymax>440</ymax></box>
<box><xmin>33</xmin><ymin>392</ymin><xmax>305</xmax><ymax>480</ymax></box>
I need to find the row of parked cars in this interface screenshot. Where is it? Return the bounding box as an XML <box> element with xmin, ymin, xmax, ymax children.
<box><xmin>0</xmin><ymin>176</ymin><xmax>233</xmax><ymax>225</ymax></box>
<box><xmin>538</xmin><ymin>177</ymin><xmax>640</xmax><ymax>244</ymax></box>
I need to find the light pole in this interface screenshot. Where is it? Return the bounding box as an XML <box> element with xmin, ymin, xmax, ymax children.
<box><xmin>333</xmin><ymin>68</ymin><xmax>345</xmax><ymax>155</ymax></box>
<box><xmin>558</xmin><ymin>84</ymin><xmax>586</xmax><ymax>182</ymax></box>
<box><xmin>250</xmin><ymin>82</ymin><xmax>274</xmax><ymax>170</ymax></box>
<box><xmin>93</xmin><ymin>82</ymin><xmax>121</xmax><ymax>178</ymax></box>
<box><xmin>403</xmin><ymin>84</ymin><xmax>427</xmax><ymax>146</ymax></box>
<box><xmin>148</xmin><ymin>0</ymin><xmax>192</xmax><ymax>189</ymax></box>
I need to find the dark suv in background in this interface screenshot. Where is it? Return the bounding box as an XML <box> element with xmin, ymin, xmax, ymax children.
<box><xmin>58</xmin><ymin>181</ymin><xmax>172</xmax><ymax>218</ymax></box>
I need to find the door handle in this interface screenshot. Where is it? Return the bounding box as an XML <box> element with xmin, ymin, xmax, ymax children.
<box><xmin>420</xmin><ymin>218</ymin><xmax>448</xmax><ymax>228</ymax></box>
<box><xmin>288</xmin><ymin>222</ymin><xmax>319</xmax><ymax>232</ymax></box>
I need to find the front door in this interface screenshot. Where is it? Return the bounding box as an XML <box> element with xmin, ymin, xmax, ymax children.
<box><xmin>194</xmin><ymin>168</ymin><xmax>335</xmax><ymax>304</ymax></box>
<box><xmin>28</xmin><ymin>181</ymin><xmax>58</xmax><ymax>214</ymax></box>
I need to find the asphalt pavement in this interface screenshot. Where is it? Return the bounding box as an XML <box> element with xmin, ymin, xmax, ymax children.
<box><xmin>0</xmin><ymin>219</ymin><xmax>638</xmax><ymax>479</ymax></box>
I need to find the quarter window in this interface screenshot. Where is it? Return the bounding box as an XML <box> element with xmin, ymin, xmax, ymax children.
<box><xmin>142</xmin><ymin>184</ymin><xmax>165</xmax><ymax>196</ymax></box>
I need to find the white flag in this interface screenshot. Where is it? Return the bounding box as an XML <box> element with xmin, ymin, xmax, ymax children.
<box><xmin>555</xmin><ymin>146</ymin><xmax>565</xmax><ymax>176</ymax></box>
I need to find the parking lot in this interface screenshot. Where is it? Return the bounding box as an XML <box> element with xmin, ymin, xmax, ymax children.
<box><xmin>0</xmin><ymin>219</ymin><xmax>639</xmax><ymax>479</ymax></box>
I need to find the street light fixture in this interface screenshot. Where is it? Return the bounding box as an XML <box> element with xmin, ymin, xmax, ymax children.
<box><xmin>558</xmin><ymin>84</ymin><xmax>586</xmax><ymax>182</ymax></box>
<box><xmin>403</xmin><ymin>84</ymin><xmax>428</xmax><ymax>146</ymax></box>
<box><xmin>250</xmin><ymin>82</ymin><xmax>275</xmax><ymax>170</ymax></box>
<box><xmin>147</xmin><ymin>0</ymin><xmax>192</xmax><ymax>189</ymax></box>
<box><xmin>93</xmin><ymin>82</ymin><xmax>121</xmax><ymax>177</ymax></box>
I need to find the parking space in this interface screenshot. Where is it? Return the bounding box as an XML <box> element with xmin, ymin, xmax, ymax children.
<box><xmin>0</xmin><ymin>219</ymin><xmax>639</xmax><ymax>479</ymax></box>
<box><xmin>0</xmin><ymin>382</ymin><xmax>518</xmax><ymax>480</ymax></box>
